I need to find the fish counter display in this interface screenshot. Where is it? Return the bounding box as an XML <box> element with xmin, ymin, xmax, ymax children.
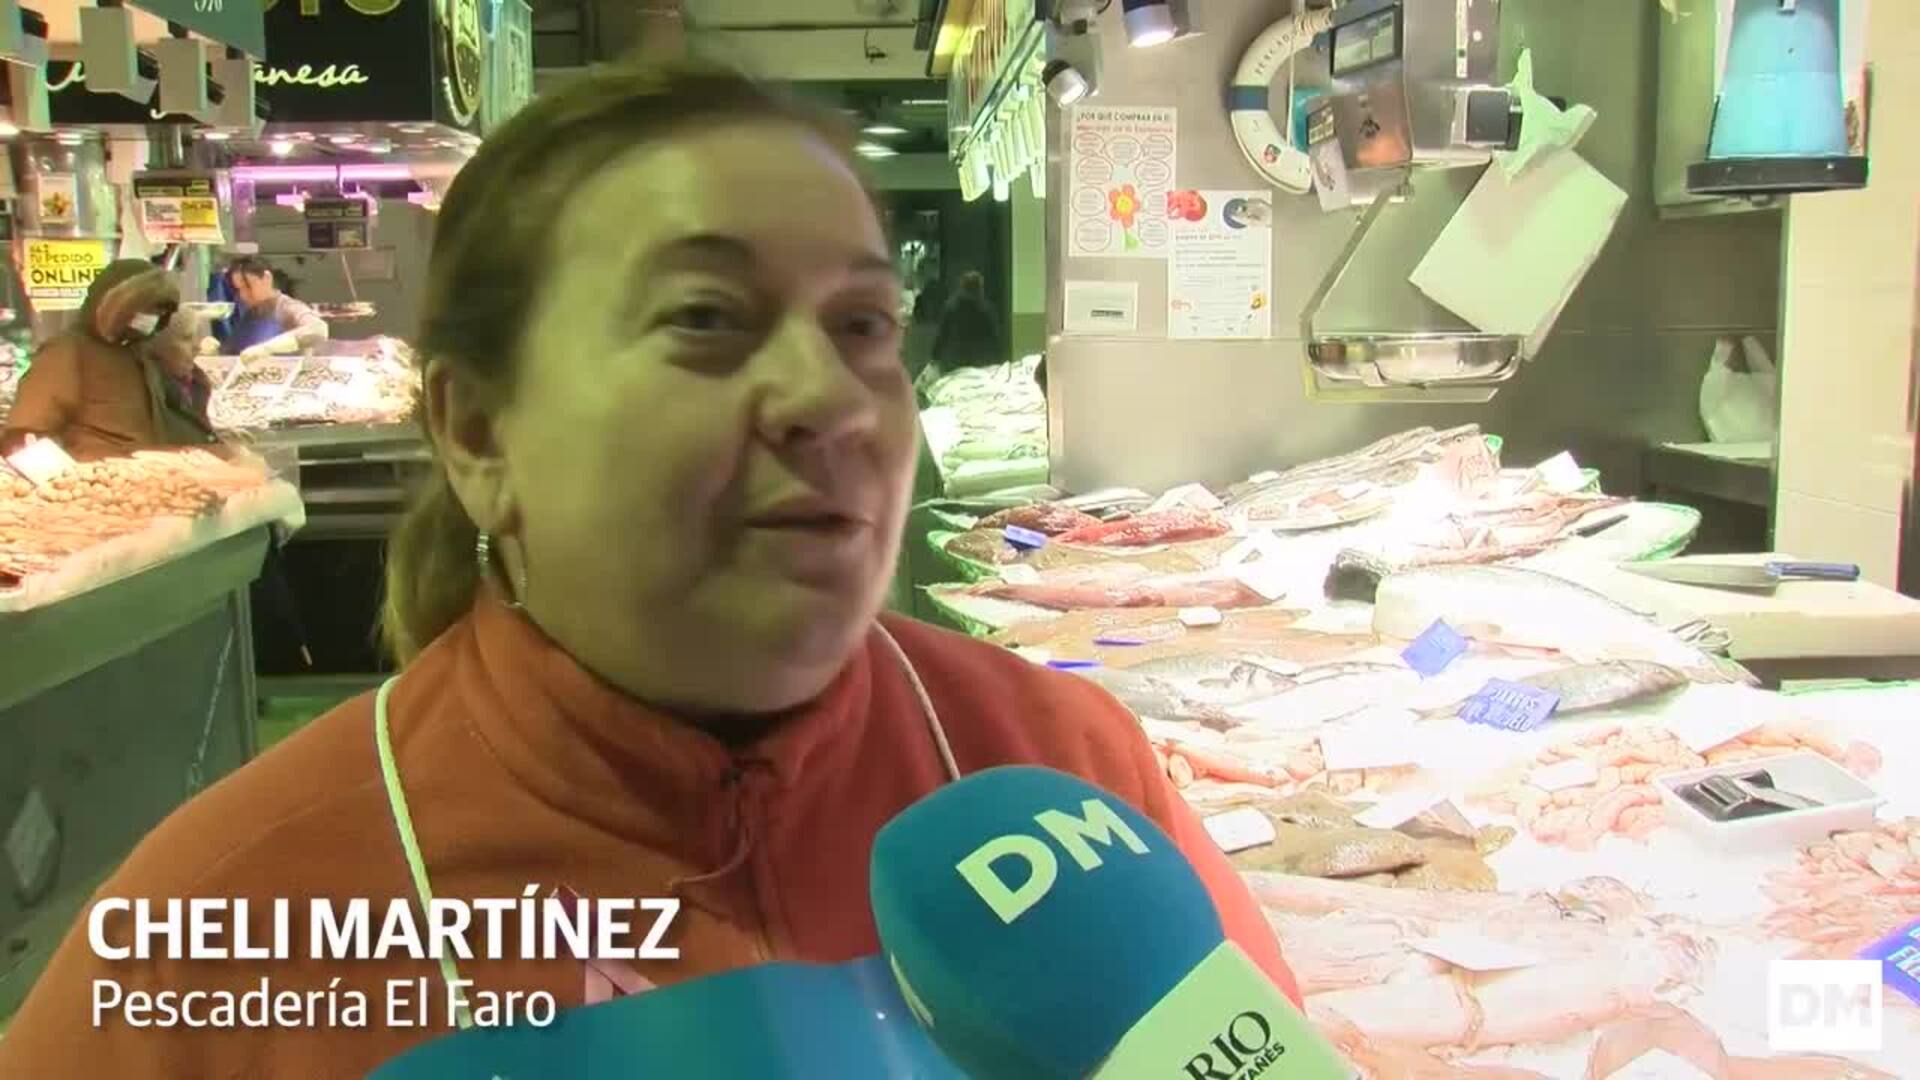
<box><xmin>921</xmin><ymin>425</ymin><xmax>1918</xmax><ymax>1076</ymax></box>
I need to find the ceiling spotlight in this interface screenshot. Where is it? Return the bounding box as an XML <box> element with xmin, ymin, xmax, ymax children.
<box><xmin>1121</xmin><ymin>0</ymin><xmax>1178</xmax><ymax>47</ymax></box>
<box><xmin>201</xmin><ymin>130</ymin><xmax>231</xmax><ymax>141</ymax></box>
<box><xmin>855</xmin><ymin>141</ymin><xmax>899</xmax><ymax>158</ymax></box>
<box><xmin>863</xmin><ymin>123</ymin><xmax>909</xmax><ymax>137</ymax></box>
<box><xmin>1043</xmin><ymin>60</ymin><xmax>1092</xmax><ymax>106</ymax></box>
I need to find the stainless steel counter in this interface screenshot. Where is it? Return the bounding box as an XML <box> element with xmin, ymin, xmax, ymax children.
<box><xmin>1641</xmin><ymin>444</ymin><xmax>1774</xmax><ymax>509</ymax></box>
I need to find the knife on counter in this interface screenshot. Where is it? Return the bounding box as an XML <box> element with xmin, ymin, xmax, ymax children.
<box><xmin>1621</xmin><ymin>559</ymin><xmax>1861</xmax><ymax>593</ymax></box>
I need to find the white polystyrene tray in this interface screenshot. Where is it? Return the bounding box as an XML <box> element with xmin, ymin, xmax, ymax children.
<box><xmin>1655</xmin><ymin>750</ymin><xmax>1883</xmax><ymax>854</ymax></box>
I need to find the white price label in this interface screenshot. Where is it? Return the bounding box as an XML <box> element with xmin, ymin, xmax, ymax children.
<box><xmin>5</xmin><ymin>438</ymin><xmax>77</xmax><ymax>488</ymax></box>
<box><xmin>1220</xmin><ymin>529</ymin><xmax>1289</xmax><ymax>569</ymax></box>
<box><xmin>1529</xmin><ymin>758</ymin><xmax>1600</xmax><ymax>792</ymax></box>
<box><xmin>1012</xmin><ymin>648</ymin><xmax>1051</xmax><ymax>666</ymax></box>
<box><xmin>1179</xmin><ymin>606</ymin><xmax>1224</xmax><ymax>628</ymax></box>
<box><xmin>1233</xmin><ymin>561</ymin><xmax>1292</xmax><ymax>602</ymax></box>
<box><xmin>1354</xmin><ymin>789</ymin><xmax>1451</xmax><ymax>830</ymax></box>
<box><xmin>1148</xmin><ymin>482</ymin><xmax>1226</xmax><ymax>515</ymax></box>
<box><xmin>1248</xmin><ymin>471</ymin><xmax>1282</xmax><ymax>484</ymax></box>
<box><xmin>998</xmin><ymin>564</ymin><xmax>1041</xmax><ymax>585</ymax></box>
<box><xmin>1670</xmin><ymin>710</ymin><xmax>1763</xmax><ymax>754</ymax></box>
<box><xmin>1536</xmin><ymin>451</ymin><xmax>1586</xmax><ymax>494</ymax></box>
<box><xmin>1608</xmin><ymin>1050</ymin><xmax>1716</xmax><ymax>1080</ymax></box>
<box><xmin>1408</xmin><ymin>933</ymin><xmax>1544</xmax><ymax>973</ymax></box>
<box><xmin>1203</xmin><ymin>807</ymin><xmax>1278</xmax><ymax>854</ymax></box>
<box><xmin>1318</xmin><ymin>711</ymin><xmax>1422</xmax><ymax>771</ymax></box>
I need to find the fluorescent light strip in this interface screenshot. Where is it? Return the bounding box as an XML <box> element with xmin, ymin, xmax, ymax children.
<box><xmin>232</xmin><ymin>164</ymin><xmax>414</xmax><ymax>183</ymax></box>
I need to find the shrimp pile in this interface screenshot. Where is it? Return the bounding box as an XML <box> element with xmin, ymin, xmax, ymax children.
<box><xmin>1473</xmin><ymin>722</ymin><xmax>1883</xmax><ymax>851</ymax></box>
<box><xmin>1761</xmin><ymin>819</ymin><xmax>1920</xmax><ymax>960</ymax></box>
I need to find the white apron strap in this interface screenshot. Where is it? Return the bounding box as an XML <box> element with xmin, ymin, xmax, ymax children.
<box><xmin>873</xmin><ymin>621</ymin><xmax>962</xmax><ymax>783</ymax></box>
<box><xmin>374</xmin><ymin>675</ymin><xmax>476</xmax><ymax>1030</ymax></box>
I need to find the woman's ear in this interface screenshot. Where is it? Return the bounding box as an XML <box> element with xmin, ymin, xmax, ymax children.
<box><xmin>424</xmin><ymin>358</ymin><xmax>516</xmax><ymax>533</ymax></box>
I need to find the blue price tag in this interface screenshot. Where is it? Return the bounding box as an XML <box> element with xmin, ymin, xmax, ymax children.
<box><xmin>1460</xmin><ymin>679</ymin><xmax>1560</xmax><ymax>732</ymax></box>
<box><xmin>1046</xmin><ymin>659</ymin><xmax>1102</xmax><ymax>671</ymax></box>
<box><xmin>1861</xmin><ymin>917</ymin><xmax>1920</xmax><ymax>1007</ymax></box>
<box><xmin>1093</xmin><ymin>636</ymin><xmax>1146</xmax><ymax>647</ymax></box>
<box><xmin>1003</xmin><ymin>526</ymin><xmax>1047</xmax><ymax>551</ymax></box>
<box><xmin>1402</xmin><ymin>620</ymin><xmax>1468</xmax><ymax>677</ymax></box>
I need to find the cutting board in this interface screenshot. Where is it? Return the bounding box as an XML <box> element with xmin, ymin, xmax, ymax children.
<box><xmin>1526</xmin><ymin>553</ymin><xmax>1920</xmax><ymax>661</ymax></box>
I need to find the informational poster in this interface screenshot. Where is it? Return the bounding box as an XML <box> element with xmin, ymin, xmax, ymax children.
<box><xmin>1066</xmin><ymin>105</ymin><xmax>1176</xmax><ymax>259</ymax></box>
<box><xmin>132</xmin><ymin>174</ymin><xmax>224</xmax><ymax>245</ymax></box>
<box><xmin>36</xmin><ymin>173</ymin><xmax>77</xmax><ymax>227</ymax></box>
<box><xmin>20</xmin><ymin>237</ymin><xmax>113</xmax><ymax>311</ymax></box>
<box><xmin>1166</xmin><ymin>190</ymin><xmax>1273</xmax><ymax>340</ymax></box>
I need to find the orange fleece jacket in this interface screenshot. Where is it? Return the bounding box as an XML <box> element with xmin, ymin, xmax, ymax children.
<box><xmin>0</xmin><ymin>600</ymin><xmax>1299</xmax><ymax>1078</ymax></box>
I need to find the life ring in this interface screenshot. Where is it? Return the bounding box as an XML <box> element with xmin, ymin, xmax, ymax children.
<box><xmin>1228</xmin><ymin>6</ymin><xmax>1337</xmax><ymax>195</ymax></box>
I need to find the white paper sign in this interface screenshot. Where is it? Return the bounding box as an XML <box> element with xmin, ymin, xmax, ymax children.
<box><xmin>1012</xmin><ymin>647</ymin><xmax>1052</xmax><ymax>666</ymax></box>
<box><xmin>1203</xmin><ymin>807</ymin><xmax>1278</xmax><ymax>854</ymax></box>
<box><xmin>1233</xmin><ymin>560</ymin><xmax>1292</xmax><ymax>602</ymax></box>
<box><xmin>1529</xmin><ymin>758</ymin><xmax>1600</xmax><ymax>792</ymax></box>
<box><xmin>998</xmin><ymin>564</ymin><xmax>1041</xmax><ymax>586</ymax></box>
<box><xmin>1671</xmin><ymin>710</ymin><xmax>1764</xmax><ymax>754</ymax></box>
<box><xmin>1168</xmin><ymin>190</ymin><xmax>1273</xmax><ymax>340</ymax></box>
<box><xmin>1179</xmin><ymin>606</ymin><xmax>1224</xmax><ymax>628</ymax></box>
<box><xmin>1319</xmin><ymin>711</ymin><xmax>1423</xmax><ymax>772</ymax></box>
<box><xmin>1355</xmin><ymin>791</ymin><xmax>1450</xmax><ymax>831</ymax></box>
<box><xmin>1067</xmin><ymin>105</ymin><xmax>1177</xmax><ymax>259</ymax></box>
<box><xmin>6</xmin><ymin>438</ymin><xmax>77</xmax><ymax>488</ymax></box>
<box><xmin>1536</xmin><ymin>451</ymin><xmax>1586</xmax><ymax>493</ymax></box>
<box><xmin>1063</xmin><ymin>280</ymin><xmax>1140</xmax><ymax>334</ymax></box>
<box><xmin>1609</xmin><ymin>1050</ymin><xmax>1716</xmax><ymax>1080</ymax></box>
<box><xmin>1148</xmin><ymin>482</ymin><xmax>1226</xmax><ymax>515</ymax></box>
<box><xmin>1408</xmin><ymin>934</ymin><xmax>1545</xmax><ymax>973</ymax></box>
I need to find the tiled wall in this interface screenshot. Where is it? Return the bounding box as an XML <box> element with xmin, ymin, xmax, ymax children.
<box><xmin>1775</xmin><ymin>3</ymin><xmax>1920</xmax><ymax>587</ymax></box>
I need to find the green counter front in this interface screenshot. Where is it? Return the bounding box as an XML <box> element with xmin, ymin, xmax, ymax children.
<box><xmin>0</xmin><ymin>528</ymin><xmax>268</xmax><ymax>1024</ymax></box>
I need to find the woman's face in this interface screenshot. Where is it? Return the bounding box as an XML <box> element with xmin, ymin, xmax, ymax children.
<box><xmin>487</xmin><ymin>121</ymin><xmax>916</xmax><ymax>714</ymax></box>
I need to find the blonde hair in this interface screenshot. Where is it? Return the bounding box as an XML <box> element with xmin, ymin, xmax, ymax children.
<box><xmin>380</xmin><ymin>61</ymin><xmax>866</xmax><ymax>662</ymax></box>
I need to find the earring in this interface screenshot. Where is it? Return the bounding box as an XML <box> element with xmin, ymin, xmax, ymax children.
<box><xmin>474</xmin><ymin>530</ymin><xmax>527</xmax><ymax>612</ymax></box>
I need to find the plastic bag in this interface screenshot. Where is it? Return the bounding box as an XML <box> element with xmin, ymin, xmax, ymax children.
<box><xmin>1699</xmin><ymin>335</ymin><xmax>1778</xmax><ymax>444</ymax></box>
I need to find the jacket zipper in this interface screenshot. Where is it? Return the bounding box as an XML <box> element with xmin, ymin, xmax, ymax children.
<box><xmin>723</xmin><ymin>760</ymin><xmax>778</xmax><ymax>964</ymax></box>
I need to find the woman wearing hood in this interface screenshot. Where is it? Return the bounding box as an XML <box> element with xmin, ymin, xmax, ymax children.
<box><xmin>0</xmin><ymin>259</ymin><xmax>215</xmax><ymax>460</ymax></box>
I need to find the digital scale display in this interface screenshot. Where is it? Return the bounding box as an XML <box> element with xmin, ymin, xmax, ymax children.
<box><xmin>1332</xmin><ymin>8</ymin><xmax>1402</xmax><ymax>76</ymax></box>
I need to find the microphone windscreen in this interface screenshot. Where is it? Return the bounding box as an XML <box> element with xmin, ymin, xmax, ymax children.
<box><xmin>868</xmin><ymin>765</ymin><xmax>1226</xmax><ymax>1079</ymax></box>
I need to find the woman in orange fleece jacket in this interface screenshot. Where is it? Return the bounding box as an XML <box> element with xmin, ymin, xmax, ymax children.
<box><xmin>0</xmin><ymin>63</ymin><xmax>1298</xmax><ymax>1078</ymax></box>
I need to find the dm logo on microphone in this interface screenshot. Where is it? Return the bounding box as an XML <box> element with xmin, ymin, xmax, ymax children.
<box><xmin>954</xmin><ymin>797</ymin><xmax>1150</xmax><ymax>924</ymax></box>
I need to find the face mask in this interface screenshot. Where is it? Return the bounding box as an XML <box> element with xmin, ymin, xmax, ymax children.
<box><xmin>127</xmin><ymin>312</ymin><xmax>160</xmax><ymax>337</ymax></box>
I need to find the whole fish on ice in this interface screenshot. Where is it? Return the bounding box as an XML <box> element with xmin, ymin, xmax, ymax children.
<box><xmin>1421</xmin><ymin>660</ymin><xmax>1690</xmax><ymax>721</ymax></box>
<box><xmin>969</xmin><ymin>564</ymin><xmax>1271</xmax><ymax>611</ymax></box>
<box><xmin>1054</xmin><ymin>507</ymin><xmax>1230</xmax><ymax>547</ymax></box>
<box><xmin>1227</xmin><ymin>662</ymin><xmax>1423</xmax><ymax>731</ymax></box>
<box><xmin>1126</xmin><ymin>654</ymin><xmax>1301</xmax><ymax>707</ymax></box>
<box><xmin>1372</xmin><ymin>565</ymin><xmax>1753</xmax><ymax>683</ymax></box>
